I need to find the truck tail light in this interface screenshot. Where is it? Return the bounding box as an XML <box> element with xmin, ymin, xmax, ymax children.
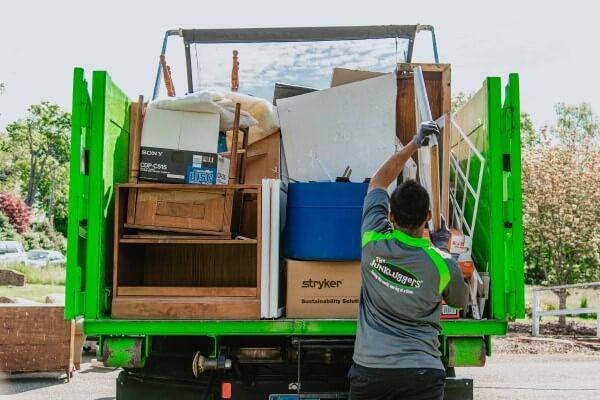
<box><xmin>221</xmin><ymin>382</ymin><xmax>232</xmax><ymax>399</ymax></box>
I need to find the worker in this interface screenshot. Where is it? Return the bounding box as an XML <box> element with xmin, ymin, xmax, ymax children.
<box><xmin>349</xmin><ymin>121</ymin><xmax>469</xmax><ymax>400</ymax></box>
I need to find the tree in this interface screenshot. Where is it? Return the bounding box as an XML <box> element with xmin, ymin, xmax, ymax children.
<box><xmin>520</xmin><ymin>112</ymin><xmax>543</xmax><ymax>147</ymax></box>
<box><xmin>3</xmin><ymin>102</ymin><xmax>70</xmax><ymax>220</ymax></box>
<box><xmin>553</xmin><ymin>103</ymin><xmax>599</xmax><ymax>147</ymax></box>
<box><xmin>0</xmin><ymin>193</ymin><xmax>32</xmax><ymax>233</ymax></box>
<box><xmin>22</xmin><ymin>221</ymin><xmax>66</xmax><ymax>253</ymax></box>
<box><xmin>522</xmin><ymin>103</ymin><xmax>600</xmax><ymax>329</ymax></box>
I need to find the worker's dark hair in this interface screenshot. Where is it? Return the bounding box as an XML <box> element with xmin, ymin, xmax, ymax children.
<box><xmin>390</xmin><ymin>179</ymin><xmax>430</xmax><ymax>228</ymax></box>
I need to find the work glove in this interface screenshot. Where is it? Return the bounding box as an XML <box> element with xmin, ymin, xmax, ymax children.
<box><xmin>412</xmin><ymin>120</ymin><xmax>440</xmax><ymax>147</ymax></box>
<box><xmin>430</xmin><ymin>222</ymin><xmax>451</xmax><ymax>252</ymax></box>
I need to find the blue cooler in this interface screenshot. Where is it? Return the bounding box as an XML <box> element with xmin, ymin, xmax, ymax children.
<box><xmin>283</xmin><ymin>182</ymin><xmax>369</xmax><ymax>260</ymax></box>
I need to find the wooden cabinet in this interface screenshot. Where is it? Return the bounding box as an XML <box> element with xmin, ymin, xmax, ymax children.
<box><xmin>112</xmin><ymin>183</ymin><xmax>261</xmax><ymax>320</ymax></box>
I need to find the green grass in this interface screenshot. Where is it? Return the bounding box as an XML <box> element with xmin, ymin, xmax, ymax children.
<box><xmin>2</xmin><ymin>263</ymin><xmax>65</xmax><ymax>285</ymax></box>
<box><xmin>0</xmin><ymin>284</ymin><xmax>64</xmax><ymax>303</ymax></box>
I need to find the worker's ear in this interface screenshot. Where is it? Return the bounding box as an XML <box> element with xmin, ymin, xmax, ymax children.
<box><xmin>424</xmin><ymin>210</ymin><xmax>431</xmax><ymax>226</ymax></box>
<box><xmin>389</xmin><ymin>212</ymin><xmax>396</xmax><ymax>226</ymax></box>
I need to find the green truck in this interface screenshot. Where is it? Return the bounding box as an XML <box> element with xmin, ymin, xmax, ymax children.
<box><xmin>65</xmin><ymin>25</ymin><xmax>525</xmax><ymax>399</ymax></box>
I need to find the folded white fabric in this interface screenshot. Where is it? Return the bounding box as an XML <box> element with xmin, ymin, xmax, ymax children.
<box><xmin>220</xmin><ymin>91</ymin><xmax>280</xmax><ymax>141</ymax></box>
<box><xmin>148</xmin><ymin>90</ymin><xmax>280</xmax><ymax>139</ymax></box>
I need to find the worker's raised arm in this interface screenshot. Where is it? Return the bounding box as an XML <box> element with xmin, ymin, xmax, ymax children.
<box><xmin>368</xmin><ymin>121</ymin><xmax>439</xmax><ymax>192</ymax></box>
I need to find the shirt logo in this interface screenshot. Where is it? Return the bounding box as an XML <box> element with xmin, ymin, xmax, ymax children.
<box><xmin>369</xmin><ymin>256</ymin><xmax>423</xmax><ymax>289</ymax></box>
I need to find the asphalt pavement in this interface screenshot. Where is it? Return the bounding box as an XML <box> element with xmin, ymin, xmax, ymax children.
<box><xmin>1</xmin><ymin>354</ymin><xmax>599</xmax><ymax>399</ymax></box>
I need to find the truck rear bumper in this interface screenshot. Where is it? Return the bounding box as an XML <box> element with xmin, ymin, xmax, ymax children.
<box><xmin>116</xmin><ymin>370</ymin><xmax>473</xmax><ymax>400</ymax></box>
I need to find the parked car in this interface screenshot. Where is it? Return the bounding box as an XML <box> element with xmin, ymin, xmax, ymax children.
<box><xmin>25</xmin><ymin>249</ymin><xmax>66</xmax><ymax>268</ymax></box>
<box><xmin>0</xmin><ymin>241</ymin><xmax>27</xmax><ymax>265</ymax></box>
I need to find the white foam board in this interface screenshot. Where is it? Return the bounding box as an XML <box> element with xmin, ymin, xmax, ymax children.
<box><xmin>277</xmin><ymin>73</ymin><xmax>397</xmax><ymax>182</ymax></box>
<box><xmin>260</xmin><ymin>180</ymin><xmax>272</xmax><ymax>318</ymax></box>
<box><xmin>269</xmin><ymin>179</ymin><xmax>285</xmax><ymax>318</ymax></box>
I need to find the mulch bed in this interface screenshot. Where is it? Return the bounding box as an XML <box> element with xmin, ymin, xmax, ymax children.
<box><xmin>493</xmin><ymin>321</ymin><xmax>600</xmax><ymax>355</ymax></box>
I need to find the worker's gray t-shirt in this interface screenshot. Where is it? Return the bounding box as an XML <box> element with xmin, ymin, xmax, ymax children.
<box><xmin>353</xmin><ymin>189</ymin><xmax>468</xmax><ymax>370</ymax></box>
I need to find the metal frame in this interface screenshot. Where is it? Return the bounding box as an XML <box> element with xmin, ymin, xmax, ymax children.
<box><xmin>448</xmin><ymin>115</ymin><xmax>486</xmax><ymax>238</ymax></box>
<box><xmin>152</xmin><ymin>24</ymin><xmax>440</xmax><ymax>99</ymax></box>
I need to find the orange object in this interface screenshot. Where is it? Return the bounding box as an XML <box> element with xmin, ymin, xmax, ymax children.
<box><xmin>459</xmin><ymin>260</ymin><xmax>475</xmax><ymax>280</ymax></box>
<box><xmin>221</xmin><ymin>382</ymin><xmax>232</xmax><ymax>399</ymax></box>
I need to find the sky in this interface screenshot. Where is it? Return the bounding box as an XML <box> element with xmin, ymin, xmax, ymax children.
<box><xmin>0</xmin><ymin>0</ymin><xmax>599</xmax><ymax>130</ymax></box>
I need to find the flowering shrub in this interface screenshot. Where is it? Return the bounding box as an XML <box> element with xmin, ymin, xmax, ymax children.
<box><xmin>0</xmin><ymin>192</ymin><xmax>32</xmax><ymax>233</ymax></box>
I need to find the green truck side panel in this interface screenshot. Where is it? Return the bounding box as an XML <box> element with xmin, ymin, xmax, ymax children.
<box><xmin>487</xmin><ymin>76</ymin><xmax>507</xmax><ymax>320</ymax></box>
<box><xmin>66</xmin><ymin>69</ymin><xmax>522</xmax><ymax>348</ymax></box>
<box><xmin>503</xmin><ymin>73</ymin><xmax>525</xmax><ymax>318</ymax></box>
<box><xmin>66</xmin><ymin>69</ymin><xmax>130</xmax><ymax>320</ymax></box>
<box><xmin>85</xmin><ymin>71</ymin><xmax>130</xmax><ymax>319</ymax></box>
<box><xmin>456</xmin><ymin>76</ymin><xmax>525</xmax><ymax>321</ymax></box>
<box><xmin>65</xmin><ymin>68</ymin><xmax>91</xmax><ymax>319</ymax></box>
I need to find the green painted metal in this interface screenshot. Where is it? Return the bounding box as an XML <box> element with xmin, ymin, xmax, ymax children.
<box><xmin>455</xmin><ymin>75</ymin><xmax>524</xmax><ymax>321</ymax></box>
<box><xmin>502</xmin><ymin>73</ymin><xmax>525</xmax><ymax>318</ymax></box>
<box><xmin>65</xmin><ymin>68</ymin><xmax>92</xmax><ymax>319</ymax></box>
<box><xmin>83</xmin><ymin>319</ymin><xmax>507</xmax><ymax>337</ymax></box>
<box><xmin>103</xmin><ymin>336</ymin><xmax>146</xmax><ymax>368</ymax></box>
<box><xmin>487</xmin><ymin>76</ymin><xmax>507</xmax><ymax>320</ymax></box>
<box><xmin>446</xmin><ymin>337</ymin><xmax>486</xmax><ymax>367</ymax></box>
<box><xmin>84</xmin><ymin>71</ymin><xmax>131</xmax><ymax>319</ymax></box>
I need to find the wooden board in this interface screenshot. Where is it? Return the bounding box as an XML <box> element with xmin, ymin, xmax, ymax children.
<box><xmin>396</xmin><ymin>63</ymin><xmax>451</xmax><ymax>148</ymax></box>
<box><xmin>119</xmin><ymin>238</ymin><xmax>256</xmax><ymax>244</ymax></box>
<box><xmin>133</xmin><ymin>189</ymin><xmax>227</xmax><ymax>233</ymax></box>
<box><xmin>0</xmin><ymin>305</ymin><xmax>74</xmax><ymax>374</ymax></box>
<box><xmin>330</xmin><ymin>67</ymin><xmax>385</xmax><ymax>87</ymax></box>
<box><xmin>244</xmin><ymin>132</ymin><xmax>281</xmax><ymax>184</ymax></box>
<box><xmin>111</xmin><ymin>296</ymin><xmax>260</xmax><ymax>320</ymax></box>
<box><xmin>127</xmin><ymin>97</ymin><xmax>145</xmax><ymax>225</ymax></box>
<box><xmin>123</xmin><ymin>224</ymin><xmax>228</xmax><ymax>236</ymax></box>
<box><xmin>118</xmin><ymin>286</ymin><xmax>257</xmax><ymax>297</ymax></box>
<box><xmin>115</xmin><ymin>243</ymin><xmax>257</xmax><ymax>288</ymax></box>
<box><xmin>122</xmin><ymin>233</ymin><xmax>232</xmax><ymax>240</ymax></box>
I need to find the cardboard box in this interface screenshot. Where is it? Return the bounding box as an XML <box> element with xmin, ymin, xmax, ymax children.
<box><xmin>330</xmin><ymin>68</ymin><xmax>385</xmax><ymax>87</ymax></box>
<box><xmin>139</xmin><ymin>108</ymin><xmax>228</xmax><ymax>184</ymax></box>
<box><xmin>286</xmin><ymin>260</ymin><xmax>361</xmax><ymax>319</ymax></box>
<box><xmin>449</xmin><ymin>228</ymin><xmax>472</xmax><ymax>258</ymax></box>
<box><xmin>441</xmin><ymin>302</ymin><xmax>460</xmax><ymax>319</ymax></box>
